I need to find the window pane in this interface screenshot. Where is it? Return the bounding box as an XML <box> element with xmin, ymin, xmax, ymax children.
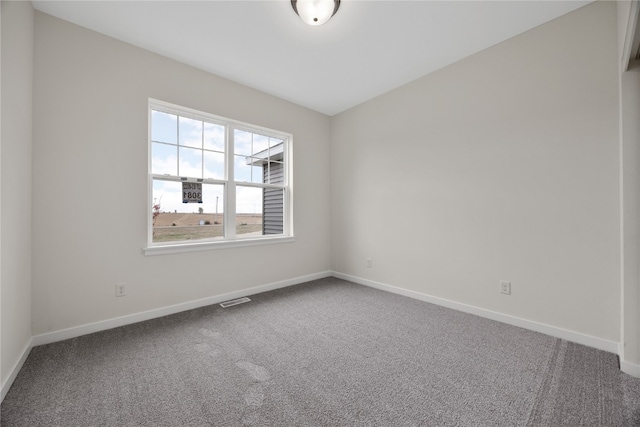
<box><xmin>204</xmin><ymin>122</ymin><xmax>225</xmax><ymax>152</ymax></box>
<box><xmin>263</xmin><ymin>187</ymin><xmax>284</xmax><ymax>235</ymax></box>
<box><xmin>151</xmin><ymin>111</ymin><xmax>177</xmax><ymax>144</ymax></box>
<box><xmin>204</xmin><ymin>151</ymin><xmax>225</xmax><ymax>180</ymax></box>
<box><xmin>179</xmin><ymin>116</ymin><xmax>202</xmax><ymax>149</ymax></box>
<box><xmin>234</xmin><ymin>129</ymin><xmax>252</xmax><ymax>156</ymax></box>
<box><xmin>179</xmin><ymin>146</ymin><xmax>203</xmax><ymax>178</ymax></box>
<box><xmin>253</xmin><ymin>133</ymin><xmax>269</xmax><ymax>156</ymax></box>
<box><xmin>270</xmin><ymin>137</ymin><xmax>284</xmax><ymax>148</ymax></box>
<box><xmin>264</xmin><ymin>161</ymin><xmax>284</xmax><ymax>185</ymax></box>
<box><xmin>152</xmin><ymin>179</ymin><xmax>224</xmax><ymax>243</ymax></box>
<box><xmin>269</xmin><ymin>138</ymin><xmax>285</xmax><ymax>162</ymax></box>
<box><xmin>236</xmin><ymin>186</ymin><xmax>263</xmax><ymax>237</ymax></box>
<box><xmin>235</xmin><ymin>186</ymin><xmax>284</xmax><ymax>236</ymax></box>
<box><xmin>235</xmin><ymin>155</ymin><xmax>262</xmax><ymax>183</ymax></box>
<box><xmin>152</xmin><ymin>142</ymin><xmax>177</xmax><ymax>175</ymax></box>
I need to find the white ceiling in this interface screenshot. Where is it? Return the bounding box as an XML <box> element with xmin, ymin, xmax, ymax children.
<box><xmin>32</xmin><ymin>0</ymin><xmax>593</xmax><ymax>116</ymax></box>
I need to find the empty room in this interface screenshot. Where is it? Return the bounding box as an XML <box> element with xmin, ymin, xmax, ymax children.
<box><xmin>3</xmin><ymin>0</ymin><xmax>640</xmax><ymax>425</ymax></box>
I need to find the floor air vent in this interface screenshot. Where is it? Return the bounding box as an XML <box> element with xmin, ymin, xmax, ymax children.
<box><xmin>220</xmin><ymin>297</ymin><xmax>251</xmax><ymax>308</ymax></box>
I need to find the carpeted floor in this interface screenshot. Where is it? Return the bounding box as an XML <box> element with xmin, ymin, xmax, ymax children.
<box><xmin>2</xmin><ymin>277</ymin><xmax>639</xmax><ymax>426</ymax></box>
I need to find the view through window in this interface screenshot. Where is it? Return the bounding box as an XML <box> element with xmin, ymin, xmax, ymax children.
<box><xmin>149</xmin><ymin>100</ymin><xmax>291</xmax><ymax>246</ymax></box>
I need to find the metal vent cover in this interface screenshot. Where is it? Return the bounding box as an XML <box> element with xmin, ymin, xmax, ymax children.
<box><xmin>220</xmin><ymin>297</ymin><xmax>251</xmax><ymax>308</ymax></box>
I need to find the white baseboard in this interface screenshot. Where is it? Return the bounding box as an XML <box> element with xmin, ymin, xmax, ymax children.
<box><xmin>621</xmin><ymin>360</ymin><xmax>640</xmax><ymax>378</ymax></box>
<box><xmin>32</xmin><ymin>271</ymin><xmax>332</xmax><ymax>347</ymax></box>
<box><xmin>1</xmin><ymin>338</ymin><xmax>33</xmax><ymax>402</ymax></box>
<box><xmin>332</xmin><ymin>271</ymin><xmax>620</xmax><ymax>355</ymax></box>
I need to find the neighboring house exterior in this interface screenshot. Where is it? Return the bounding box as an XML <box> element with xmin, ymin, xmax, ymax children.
<box><xmin>248</xmin><ymin>143</ymin><xmax>284</xmax><ymax>235</ymax></box>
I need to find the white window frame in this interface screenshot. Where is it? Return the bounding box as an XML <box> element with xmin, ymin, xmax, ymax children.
<box><xmin>144</xmin><ymin>99</ymin><xmax>294</xmax><ymax>256</ymax></box>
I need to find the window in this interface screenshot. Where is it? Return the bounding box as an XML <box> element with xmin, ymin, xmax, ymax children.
<box><xmin>146</xmin><ymin>99</ymin><xmax>292</xmax><ymax>254</ymax></box>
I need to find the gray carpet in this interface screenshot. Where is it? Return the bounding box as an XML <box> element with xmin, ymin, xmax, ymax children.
<box><xmin>2</xmin><ymin>277</ymin><xmax>639</xmax><ymax>426</ymax></box>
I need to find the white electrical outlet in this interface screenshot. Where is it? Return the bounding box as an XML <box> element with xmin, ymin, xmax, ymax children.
<box><xmin>116</xmin><ymin>283</ymin><xmax>127</xmax><ymax>297</ymax></box>
<box><xmin>500</xmin><ymin>281</ymin><xmax>511</xmax><ymax>295</ymax></box>
<box><xmin>366</xmin><ymin>258</ymin><xmax>372</xmax><ymax>268</ymax></box>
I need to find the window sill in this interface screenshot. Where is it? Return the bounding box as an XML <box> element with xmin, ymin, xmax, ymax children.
<box><xmin>143</xmin><ymin>235</ymin><xmax>296</xmax><ymax>256</ymax></box>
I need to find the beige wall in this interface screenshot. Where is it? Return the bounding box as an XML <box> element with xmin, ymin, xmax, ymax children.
<box><xmin>331</xmin><ymin>1</ymin><xmax>621</xmax><ymax>343</ymax></box>
<box><xmin>31</xmin><ymin>12</ymin><xmax>331</xmax><ymax>335</ymax></box>
<box><xmin>1</xmin><ymin>0</ymin><xmax>34</xmax><ymax>391</ymax></box>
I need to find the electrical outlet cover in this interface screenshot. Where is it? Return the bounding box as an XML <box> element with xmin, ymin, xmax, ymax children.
<box><xmin>500</xmin><ymin>281</ymin><xmax>511</xmax><ymax>295</ymax></box>
<box><xmin>116</xmin><ymin>283</ymin><xmax>126</xmax><ymax>297</ymax></box>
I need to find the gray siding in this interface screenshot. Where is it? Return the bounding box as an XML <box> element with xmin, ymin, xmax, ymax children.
<box><xmin>263</xmin><ymin>161</ymin><xmax>284</xmax><ymax>234</ymax></box>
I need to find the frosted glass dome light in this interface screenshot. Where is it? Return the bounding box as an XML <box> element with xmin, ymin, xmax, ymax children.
<box><xmin>291</xmin><ymin>0</ymin><xmax>340</xmax><ymax>26</ymax></box>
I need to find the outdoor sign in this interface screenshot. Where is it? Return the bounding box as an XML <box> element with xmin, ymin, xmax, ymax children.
<box><xmin>182</xmin><ymin>182</ymin><xmax>203</xmax><ymax>203</ymax></box>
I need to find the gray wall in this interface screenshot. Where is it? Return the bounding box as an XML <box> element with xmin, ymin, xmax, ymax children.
<box><xmin>1</xmin><ymin>1</ymin><xmax>34</xmax><ymax>393</ymax></box>
<box><xmin>331</xmin><ymin>1</ymin><xmax>621</xmax><ymax>344</ymax></box>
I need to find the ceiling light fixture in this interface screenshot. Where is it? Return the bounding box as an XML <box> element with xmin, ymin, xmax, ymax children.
<box><xmin>291</xmin><ymin>0</ymin><xmax>340</xmax><ymax>26</ymax></box>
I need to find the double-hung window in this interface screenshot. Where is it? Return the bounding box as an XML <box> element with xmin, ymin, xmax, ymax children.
<box><xmin>145</xmin><ymin>99</ymin><xmax>292</xmax><ymax>254</ymax></box>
